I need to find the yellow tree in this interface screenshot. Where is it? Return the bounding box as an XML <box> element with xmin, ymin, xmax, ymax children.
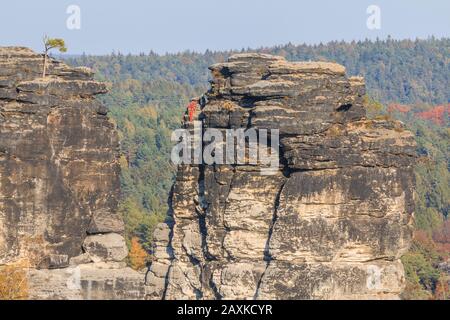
<box><xmin>42</xmin><ymin>35</ymin><xmax>67</xmax><ymax>78</ymax></box>
<box><xmin>0</xmin><ymin>260</ymin><xmax>29</xmax><ymax>300</ymax></box>
<box><xmin>128</xmin><ymin>237</ymin><xmax>148</xmax><ymax>271</ymax></box>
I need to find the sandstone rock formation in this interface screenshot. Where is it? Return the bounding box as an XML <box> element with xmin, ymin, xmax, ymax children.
<box><xmin>146</xmin><ymin>53</ymin><xmax>416</xmax><ymax>300</ymax></box>
<box><xmin>0</xmin><ymin>47</ymin><xmax>144</xmax><ymax>299</ymax></box>
<box><xmin>0</xmin><ymin>48</ymin><xmax>416</xmax><ymax>300</ymax></box>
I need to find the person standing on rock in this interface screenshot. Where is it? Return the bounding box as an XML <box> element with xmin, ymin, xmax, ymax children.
<box><xmin>187</xmin><ymin>98</ymin><xmax>198</xmax><ymax>122</ymax></box>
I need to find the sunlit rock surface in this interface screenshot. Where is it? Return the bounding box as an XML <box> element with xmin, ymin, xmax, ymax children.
<box><xmin>0</xmin><ymin>47</ymin><xmax>144</xmax><ymax>300</ymax></box>
<box><xmin>146</xmin><ymin>53</ymin><xmax>416</xmax><ymax>300</ymax></box>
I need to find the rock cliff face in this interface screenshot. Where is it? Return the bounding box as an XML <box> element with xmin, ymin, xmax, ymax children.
<box><xmin>0</xmin><ymin>47</ymin><xmax>144</xmax><ymax>299</ymax></box>
<box><xmin>146</xmin><ymin>53</ymin><xmax>416</xmax><ymax>300</ymax></box>
<box><xmin>0</xmin><ymin>48</ymin><xmax>416</xmax><ymax>300</ymax></box>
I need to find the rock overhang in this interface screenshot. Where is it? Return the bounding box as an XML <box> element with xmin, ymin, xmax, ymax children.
<box><xmin>146</xmin><ymin>53</ymin><xmax>417</xmax><ymax>300</ymax></box>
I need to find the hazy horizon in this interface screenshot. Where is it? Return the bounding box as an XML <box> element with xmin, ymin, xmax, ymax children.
<box><xmin>64</xmin><ymin>36</ymin><xmax>450</xmax><ymax>56</ymax></box>
<box><xmin>1</xmin><ymin>0</ymin><xmax>449</xmax><ymax>55</ymax></box>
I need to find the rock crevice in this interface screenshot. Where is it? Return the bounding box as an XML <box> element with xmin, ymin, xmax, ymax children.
<box><xmin>146</xmin><ymin>53</ymin><xmax>416</xmax><ymax>300</ymax></box>
<box><xmin>0</xmin><ymin>47</ymin><xmax>145</xmax><ymax>300</ymax></box>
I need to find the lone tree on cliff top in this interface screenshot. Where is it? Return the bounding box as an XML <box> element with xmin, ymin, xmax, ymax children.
<box><xmin>42</xmin><ymin>35</ymin><xmax>67</xmax><ymax>78</ymax></box>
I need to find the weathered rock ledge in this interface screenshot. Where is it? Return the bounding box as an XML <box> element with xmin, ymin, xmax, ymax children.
<box><xmin>0</xmin><ymin>47</ymin><xmax>145</xmax><ymax>300</ymax></box>
<box><xmin>146</xmin><ymin>53</ymin><xmax>416</xmax><ymax>300</ymax></box>
<box><xmin>0</xmin><ymin>48</ymin><xmax>416</xmax><ymax>300</ymax></box>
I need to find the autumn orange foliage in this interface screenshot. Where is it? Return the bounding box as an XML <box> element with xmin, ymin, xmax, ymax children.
<box><xmin>128</xmin><ymin>237</ymin><xmax>149</xmax><ymax>271</ymax></box>
<box><xmin>388</xmin><ymin>103</ymin><xmax>412</xmax><ymax>113</ymax></box>
<box><xmin>433</xmin><ymin>220</ymin><xmax>450</xmax><ymax>254</ymax></box>
<box><xmin>0</xmin><ymin>260</ymin><xmax>29</xmax><ymax>300</ymax></box>
<box><xmin>387</xmin><ymin>103</ymin><xmax>449</xmax><ymax>126</ymax></box>
<box><xmin>434</xmin><ymin>276</ymin><xmax>449</xmax><ymax>300</ymax></box>
<box><xmin>417</xmin><ymin>104</ymin><xmax>450</xmax><ymax>126</ymax></box>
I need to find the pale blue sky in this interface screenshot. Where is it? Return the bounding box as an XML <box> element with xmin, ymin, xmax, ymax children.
<box><xmin>1</xmin><ymin>0</ymin><xmax>449</xmax><ymax>54</ymax></box>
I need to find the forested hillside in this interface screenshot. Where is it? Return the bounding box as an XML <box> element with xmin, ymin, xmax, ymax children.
<box><xmin>64</xmin><ymin>37</ymin><xmax>449</xmax><ymax>298</ymax></box>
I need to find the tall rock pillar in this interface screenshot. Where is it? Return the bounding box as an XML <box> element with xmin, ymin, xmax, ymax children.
<box><xmin>146</xmin><ymin>53</ymin><xmax>416</xmax><ymax>300</ymax></box>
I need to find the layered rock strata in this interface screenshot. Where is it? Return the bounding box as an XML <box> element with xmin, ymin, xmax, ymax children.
<box><xmin>146</xmin><ymin>53</ymin><xmax>416</xmax><ymax>300</ymax></box>
<box><xmin>0</xmin><ymin>47</ymin><xmax>144</xmax><ymax>299</ymax></box>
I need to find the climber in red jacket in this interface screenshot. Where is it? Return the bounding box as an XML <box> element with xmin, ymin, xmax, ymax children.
<box><xmin>187</xmin><ymin>98</ymin><xmax>198</xmax><ymax>122</ymax></box>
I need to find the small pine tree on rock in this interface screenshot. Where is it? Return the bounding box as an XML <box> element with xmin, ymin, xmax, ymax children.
<box><xmin>42</xmin><ymin>35</ymin><xmax>67</xmax><ymax>78</ymax></box>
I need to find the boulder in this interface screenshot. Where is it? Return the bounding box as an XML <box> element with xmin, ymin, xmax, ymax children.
<box><xmin>82</xmin><ymin>234</ymin><xmax>128</xmax><ymax>263</ymax></box>
<box><xmin>87</xmin><ymin>210</ymin><xmax>125</xmax><ymax>234</ymax></box>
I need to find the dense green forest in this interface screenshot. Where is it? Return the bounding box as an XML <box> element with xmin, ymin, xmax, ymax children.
<box><xmin>64</xmin><ymin>37</ymin><xmax>449</xmax><ymax>299</ymax></box>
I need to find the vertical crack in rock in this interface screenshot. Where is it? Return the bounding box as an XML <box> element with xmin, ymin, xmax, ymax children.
<box><xmin>197</xmin><ymin>164</ymin><xmax>212</xmax><ymax>261</ymax></box>
<box><xmin>221</xmin><ymin>167</ymin><xmax>236</xmax><ymax>261</ymax></box>
<box><xmin>208</xmin><ymin>277</ymin><xmax>223</xmax><ymax>300</ymax></box>
<box><xmin>147</xmin><ymin>53</ymin><xmax>417</xmax><ymax>300</ymax></box>
<box><xmin>254</xmin><ymin>178</ymin><xmax>287</xmax><ymax>299</ymax></box>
